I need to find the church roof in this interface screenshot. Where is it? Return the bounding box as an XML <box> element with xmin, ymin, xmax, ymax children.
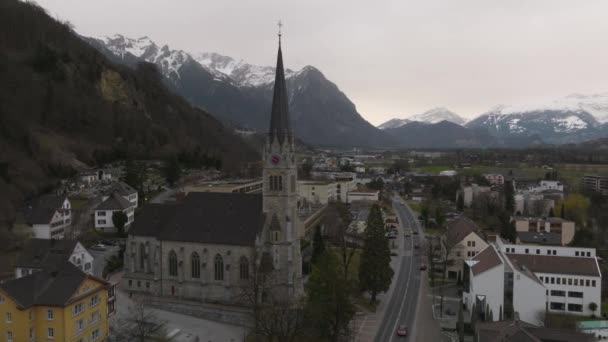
<box><xmin>268</xmin><ymin>40</ymin><xmax>291</xmax><ymax>144</ymax></box>
<box><xmin>130</xmin><ymin>192</ymin><xmax>264</xmax><ymax>246</ymax></box>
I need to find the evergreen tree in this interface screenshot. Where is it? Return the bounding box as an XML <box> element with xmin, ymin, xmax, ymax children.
<box><xmin>359</xmin><ymin>204</ymin><xmax>394</xmax><ymax>304</ymax></box>
<box><xmin>548</xmin><ymin>207</ymin><xmax>555</xmax><ymax>217</ymax></box>
<box><xmin>435</xmin><ymin>206</ymin><xmax>445</xmax><ymax>227</ymax></box>
<box><xmin>504</xmin><ymin>181</ymin><xmax>515</xmax><ymax>213</ymax></box>
<box><xmin>306</xmin><ymin>251</ymin><xmax>355</xmax><ymax>342</ymax></box>
<box><xmin>420</xmin><ymin>204</ymin><xmax>430</xmax><ymax>228</ymax></box>
<box><xmin>163</xmin><ymin>156</ymin><xmax>181</xmax><ymax>186</ymax></box>
<box><xmin>561</xmin><ymin>203</ymin><xmax>566</xmax><ymax>219</ymax></box>
<box><xmin>112</xmin><ymin>211</ymin><xmax>128</xmax><ymax>237</ymax></box>
<box><xmin>457</xmin><ymin>193</ymin><xmax>464</xmax><ymax>212</ymax></box>
<box><xmin>311</xmin><ymin>226</ymin><xmax>325</xmax><ymax>265</ymax></box>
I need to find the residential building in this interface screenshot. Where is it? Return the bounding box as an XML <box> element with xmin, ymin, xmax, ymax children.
<box><xmin>22</xmin><ymin>195</ymin><xmax>71</xmax><ymax>239</ymax></box>
<box><xmin>347</xmin><ymin>189</ymin><xmax>379</xmax><ymax>203</ymax></box>
<box><xmin>442</xmin><ymin>216</ymin><xmax>488</xmax><ymax>280</ymax></box>
<box><xmin>14</xmin><ymin>239</ymin><xmax>94</xmax><ymax>278</ymax></box>
<box><xmin>94</xmin><ymin>192</ymin><xmax>135</xmax><ymax>233</ymax></box>
<box><xmin>0</xmin><ymin>262</ymin><xmax>114</xmax><ymax>342</ymax></box>
<box><xmin>512</xmin><ymin>217</ymin><xmax>575</xmax><ymax>246</ymax></box>
<box><xmin>483</xmin><ymin>173</ymin><xmax>505</xmax><ymax>186</ymax></box>
<box><xmin>529</xmin><ymin>180</ymin><xmax>564</xmax><ymax>193</ymax></box>
<box><xmin>476</xmin><ymin>320</ymin><xmax>595</xmax><ymax>342</ymax></box>
<box><xmin>464</xmin><ymin>239</ymin><xmax>602</xmax><ymax>326</ymax></box>
<box><xmin>582</xmin><ymin>175</ymin><xmax>608</xmax><ymax>196</ymax></box>
<box><xmin>122</xmin><ymin>39</ymin><xmax>304</xmax><ymax>303</ymax></box>
<box><xmin>457</xmin><ymin>184</ymin><xmax>492</xmax><ymax>208</ymax></box>
<box><xmin>514</xmin><ymin>193</ymin><xmax>555</xmax><ymax>217</ymax></box>
<box><xmin>109</xmin><ymin>181</ymin><xmax>138</xmax><ymax>208</ymax></box>
<box><xmin>298</xmin><ymin>181</ymin><xmax>337</xmax><ymax>204</ymax></box>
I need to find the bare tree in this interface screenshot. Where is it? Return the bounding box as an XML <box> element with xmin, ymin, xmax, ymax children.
<box><xmin>109</xmin><ymin>298</ymin><xmax>169</xmax><ymax>342</ymax></box>
<box><xmin>323</xmin><ymin>201</ymin><xmax>358</xmax><ymax>281</ymax></box>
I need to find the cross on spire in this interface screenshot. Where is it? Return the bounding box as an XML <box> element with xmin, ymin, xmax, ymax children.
<box><xmin>277</xmin><ymin>20</ymin><xmax>283</xmax><ymax>45</ymax></box>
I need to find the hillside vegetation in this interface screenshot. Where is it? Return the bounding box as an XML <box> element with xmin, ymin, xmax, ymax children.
<box><xmin>0</xmin><ymin>0</ymin><xmax>258</xmax><ymax>226</ymax></box>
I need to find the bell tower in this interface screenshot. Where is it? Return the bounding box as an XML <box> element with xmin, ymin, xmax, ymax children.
<box><xmin>260</xmin><ymin>24</ymin><xmax>303</xmax><ymax>297</ymax></box>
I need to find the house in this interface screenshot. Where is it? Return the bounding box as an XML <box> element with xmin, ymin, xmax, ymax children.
<box><xmin>582</xmin><ymin>175</ymin><xmax>608</xmax><ymax>196</ymax></box>
<box><xmin>476</xmin><ymin>320</ymin><xmax>595</xmax><ymax>342</ymax></box>
<box><xmin>463</xmin><ymin>238</ymin><xmax>602</xmax><ymax>326</ymax></box>
<box><xmin>78</xmin><ymin>169</ymin><xmax>112</xmax><ymax>186</ymax></box>
<box><xmin>457</xmin><ymin>184</ymin><xmax>492</xmax><ymax>208</ymax></box>
<box><xmin>347</xmin><ymin>188</ymin><xmax>379</xmax><ymax>203</ymax></box>
<box><xmin>0</xmin><ymin>262</ymin><xmax>114</xmax><ymax>342</ymax></box>
<box><xmin>22</xmin><ymin>194</ymin><xmax>71</xmax><ymax>239</ymax></box>
<box><xmin>109</xmin><ymin>181</ymin><xmax>138</xmax><ymax>208</ymax></box>
<box><xmin>512</xmin><ymin>217</ymin><xmax>575</xmax><ymax>246</ymax></box>
<box><xmin>14</xmin><ymin>239</ymin><xmax>94</xmax><ymax>278</ymax></box>
<box><xmin>483</xmin><ymin>173</ymin><xmax>505</xmax><ymax>186</ymax></box>
<box><xmin>442</xmin><ymin>216</ymin><xmax>489</xmax><ymax>280</ymax></box>
<box><xmin>529</xmin><ymin>180</ymin><xmax>564</xmax><ymax>193</ymax></box>
<box><xmin>94</xmin><ymin>192</ymin><xmax>135</xmax><ymax>232</ymax></box>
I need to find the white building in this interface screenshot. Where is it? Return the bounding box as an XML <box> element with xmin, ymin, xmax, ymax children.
<box><xmin>14</xmin><ymin>238</ymin><xmax>94</xmax><ymax>278</ymax></box>
<box><xmin>457</xmin><ymin>184</ymin><xmax>492</xmax><ymax>208</ymax></box>
<box><xmin>95</xmin><ymin>192</ymin><xmax>136</xmax><ymax>232</ymax></box>
<box><xmin>529</xmin><ymin>180</ymin><xmax>564</xmax><ymax>193</ymax></box>
<box><xmin>23</xmin><ymin>194</ymin><xmax>71</xmax><ymax>239</ymax></box>
<box><xmin>111</xmin><ymin>181</ymin><xmax>138</xmax><ymax>208</ymax></box>
<box><xmin>442</xmin><ymin>216</ymin><xmax>489</xmax><ymax>280</ymax></box>
<box><xmin>464</xmin><ymin>238</ymin><xmax>602</xmax><ymax>325</ymax></box>
<box><xmin>298</xmin><ymin>181</ymin><xmax>337</xmax><ymax>204</ymax></box>
<box><xmin>439</xmin><ymin>170</ymin><xmax>458</xmax><ymax>177</ymax></box>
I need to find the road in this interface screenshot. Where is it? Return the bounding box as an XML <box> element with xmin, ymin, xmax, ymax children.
<box><xmin>375</xmin><ymin>197</ymin><xmax>424</xmax><ymax>342</ymax></box>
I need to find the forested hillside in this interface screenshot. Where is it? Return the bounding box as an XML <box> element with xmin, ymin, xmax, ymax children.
<box><xmin>0</xmin><ymin>0</ymin><xmax>258</xmax><ymax>226</ymax></box>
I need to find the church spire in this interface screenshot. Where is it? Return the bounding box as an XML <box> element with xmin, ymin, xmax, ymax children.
<box><xmin>268</xmin><ymin>21</ymin><xmax>291</xmax><ymax>145</ymax></box>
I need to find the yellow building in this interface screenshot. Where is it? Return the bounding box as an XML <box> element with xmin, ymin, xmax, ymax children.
<box><xmin>0</xmin><ymin>262</ymin><xmax>115</xmax><ymax>342</ymax></box>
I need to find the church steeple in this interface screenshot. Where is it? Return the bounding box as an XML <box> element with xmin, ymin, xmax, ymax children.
<box><xmin>268</xmin><ymin>27</ymin><xmax>291</xmax><ymax>145</ymax></box>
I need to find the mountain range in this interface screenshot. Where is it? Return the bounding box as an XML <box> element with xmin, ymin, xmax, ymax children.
<box><xmin>379</xmin><ymin>94</ymin><xmax>608</xmax><ymax>146</ymax></box>
<box><xmin>87</xmin><ymin>35</ymin><xmax>392</xmax><ymax>147</ymax></box>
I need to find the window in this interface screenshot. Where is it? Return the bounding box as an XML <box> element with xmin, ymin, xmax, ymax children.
<box><xmin>547</xmin><ymin>250</ymin><xmax>551</xmax><ymax>255</ymax></box>
<box><xmin>5</xmin><ymin>312</ymin><xmax>11</xmax><ymax>323</ymax></box>
<box><xmin>536</xmin><ymin>249</ymin><xmax>540</xmax><ymax>255</ymax></box>
<box><xmin>146</xmin><ymin>282</ymin><xmax>150</xmax><ymax>289</ymax></box>
<box><xmin>214</xmin><ymin>254</ymin><xmax>224</xmax><ymax>281</ymax></box>
<box><xmin>550</xmin><ymin>277</ymin><xmax>555</xmax><ymax>284</ymax></box>
<box><xmin>75</xmin><ymin>318</ymin><xmax>85</xmax><ymax>333</ymax></box>
<box><xmin>168</xmin><ymin>250</ymin><xmax>178</xmax><ymax>276</ymax></box>
<box><xmin>551</xmin><ymin>290</ymin><xmax>565</xmax><ymax>297</ymax></box>
<box><xmin>552</xmin><ymin>250</ymin><xmax>556</xmax><ymax>255</ymax></box>
<box><xmin>586</xmin><ymin>279</ymin><xmax>590</xmax><ymax>287</ymax></box>
<box><xmin>91</xmin><ymin>328</ymin><xmax>100</xmax><ymax>340</ymax></box>
<box><xmin>525</xmin><ymin>248</ymin><xmax>529</xmax><ymax>254</ymax></box>
<box><xmin>47</xmin><ymin>309</ymin><xmax>53</xmax><ymax>320</ymax></box>
<box><xmin>85</xmin><ymin>262</ymin><xmax>91</xmax><ymax>270</ymax></box>
<box><xmin>550</xmin><ymin>302</ymin><xmax>565</xmax><ymax>311</ymax></box>
<box><xmin>592</xmin><ymin>280</ymin><xmax>597</xmax><ymax>287</ymax></box>
<box><xmin>97</xmin><ymin>219</ymin><xmax>106</xmax><ymax>225</ymax></box>
<box><xmin>587</xmin><ymin>252</ymin><xmax>591</xmax><ymax>257</ymax></box>
<box><xmin>139</xmin><ymin>243</ymin><xmax>146</xmax><ymax>270</ymax></box>
<box><xmin>191</xmin><ymin>252</ymin><xmax>200</xmax><ymax>279</ymax></box>
<box><xmin>574</xmin><ymin>279</ymin><xmax>579</xmax><ymax>286</ymax></box>
<box><xmin>29</xmin><ymin>310</ymin><xmax>34</xmax><ymax>320</ymax></box>
<box><xmin>90</xmin><ymin>310</ymin><xmax>100</xmax><ymax>324</ymax></box>
<box><xmin>137</xmin><ymin>280</ymin><xmax>141</xmax><ymax>287</ymax></box>
<box><xmin>568</xmin><ymin>291</ymin><xmax>583</xmax><ymax>298</ymax></box>
<box><xmin>128</xmin><ymin>279</ymin><xmax>132</xmax><ymax>287</ymax></box>
<box><xmin>90</xmin><ymin>294</ymin><xmax>100</xmax><ymax>307</ymax></box>
<box><xmin>568</xmin><ymin>278</ymin><xmax>572</xmax><ymax>285</ymax></box>
<box><xmin>540</xmin><ymin>276</ymin><xmax>544</xmax><ymax>282</ymax></box>
<box><xmin>6</xmin><ymin>331</ymin><xmax>12</xmax><ymax>342</ymax></box>
<box><xmin>98</xmin><ymin>211</ymin><xmax>106</xmax><ymax>216</ymax></box>
<box><xmin>73</xmin><ymin>302</ymin><xmax>84</xmax><ymax>316</ymax></box>
<box><xmin>567</xmin><ymin>304</ymin><xmax>583</xmax><ymax>312</ymax></box>
<box><xmin>575</xmin><ymin>251</ymin><xmax>579</xmax><ymax>256</ymax></box>
<box><xmin>471</xmin><ymin>241</ymin><xmax>476</xmax><ymax>247</ymax></box>
<box><xmin>240</xmin><ymin>256</ymin><xmax>249</xmax><ymax>280</ymax></box>
<box><xmin>48</xmin><ymin>328</ymin><xmax>54</xmax><ymax>338</ymax></box>
<box><xmin>29</xmin><ymin>327</ymin><xmax>34</xmax><ymax>340</ymax></box>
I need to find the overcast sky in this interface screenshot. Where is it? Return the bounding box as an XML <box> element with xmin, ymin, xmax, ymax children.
<box><xmin>36</xmin><ymin>0</ymin><xmax>608</xmax><ymax>125</ymax></box>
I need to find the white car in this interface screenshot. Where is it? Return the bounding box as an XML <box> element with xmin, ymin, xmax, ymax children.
<box><xmin>90</xmin><ymin>244</ymin><xmax>106</xmax><ymax>251</ymax></box>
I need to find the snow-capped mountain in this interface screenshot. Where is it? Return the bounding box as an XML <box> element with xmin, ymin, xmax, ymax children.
<box><xmin>466</xmin><ymin>94</ymin><xmax>608</xmax><ymax>145</ymax></box>
<box><xmin>88</xmin><ymin>34</ymin><xmax>392</xmax><ymax>147</ymax></box>
<box><xmin>409</xmin><ymin>108</ymin><xmax>467</xmax><ymax>125</ymax></box>
<box><xmin>378</xmin><ymin>108</ymin><xmax>466</xmax><ymax>130</ymax></box>
<box><xmin>377</xmin><ymin>118</ymin><xmax>411</xmax><ymax>130</ymax></box>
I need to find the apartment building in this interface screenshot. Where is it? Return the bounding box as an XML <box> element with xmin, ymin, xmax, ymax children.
<box><xmin>582</xmin><ymin>175</ymin><xmax>608</xmax><ymax>196</ymax></box>
<box><xmin>512</xmin><ymin>216</ymin><xmax>575</xmax><ymax>245</ymax></box>
<box><xmin>0</xmin><ymin>262</ymin><xmax>114</xmax><ymax>342</ymax></box>
<box><xmin>21</xmin><ymin>195</ymin><xmax>72</xmax><ymax>239</ymax></box>
<box><xmin>442</xmin><ymin>217</ymin><xmax>489</xmax><ymax>280</ymax></box>
<box><xmin>298</xmin><ymin>181</ymin><xmax>337</xmax><ymax>204</ymax></box>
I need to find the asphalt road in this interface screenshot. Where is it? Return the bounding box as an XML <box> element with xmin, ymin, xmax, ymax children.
<box><xmin>375</xmin><ymin>197</ymin><xmax>424</xmax><ymax>342</ymax></box>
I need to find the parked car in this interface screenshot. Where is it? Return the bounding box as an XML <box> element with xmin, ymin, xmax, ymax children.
<box><xmin>420</xmin><ymin>264</ymin><xmax>427</xmax><ymax>271</ymax></box>
<box><xmin>90</xmin><ymin>244</ymin><xmax>106</xmax><ymax>251</ymax></box>
<box><xmin>396</xmin><ymin>325</ymin><xmax>408</xmax><ymax>337</ymax></box>
<box><xmin>100</xmin><ymin>239</ymin><xmax>118</xmax><ymax>246</ymax></box>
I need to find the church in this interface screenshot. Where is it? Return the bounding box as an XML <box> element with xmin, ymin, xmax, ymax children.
<box><xmin>122</xmin><ymin>35</ymin><xmax>304</xmax><ymax>303</ymax></box>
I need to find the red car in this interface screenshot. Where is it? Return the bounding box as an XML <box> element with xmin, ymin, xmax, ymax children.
<box><xmin>396</xmin><ymin>325</ymin><xmax>408</xmax><ymax>337</ymax></box>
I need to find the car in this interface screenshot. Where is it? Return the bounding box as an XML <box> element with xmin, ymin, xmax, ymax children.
<box><xmin>396</xmin><ymin>325</ymin><xmax>408</xmax><ymax>337</ymax></box>
<box><xmin>100</xmin><ymin>239</ymin><xmax>118</xmax><ymax>246</ymax></box>
<box><xmin>90</xmin><ymin>244</ymin><xmax>106</xmax><ymax>251</ymax></box>
<box><xmin>420</xmin><ymin>264</ymin><xmax>427</xmax><ymax>270</ymax></box>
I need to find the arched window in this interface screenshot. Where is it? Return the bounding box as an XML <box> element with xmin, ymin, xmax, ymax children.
<box><xmin>239</xmin><ymin>256</ymin><xmax>249</xmax><ymax>280</ymax></box>
<box><xmin>139</xmin><ymin>243</ymin><xmax>146</xmax><ymax>270</ymax></box>
<box><xmin>214</xmin><ymin>254</ymin><xmax>224</xmax><ymax>281</ymax></box>
<box><xmin>278</xmin><ymin>176</ymin><xmax>283</xmax><ymax>191</ymax></box>
<box><xmin>191</xmin><ymin>252</ymin><xmax>200</xmax><ymax>279</ymax></box>
<box><xmin>168</xmin><ymin>251</ymin><xmax>177</xmax><ymax>276</ymax></box>
<box><xmin>269</xmin><ymin>175</ymin><xmax>274</xmax><ymax>191</ymax></box>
